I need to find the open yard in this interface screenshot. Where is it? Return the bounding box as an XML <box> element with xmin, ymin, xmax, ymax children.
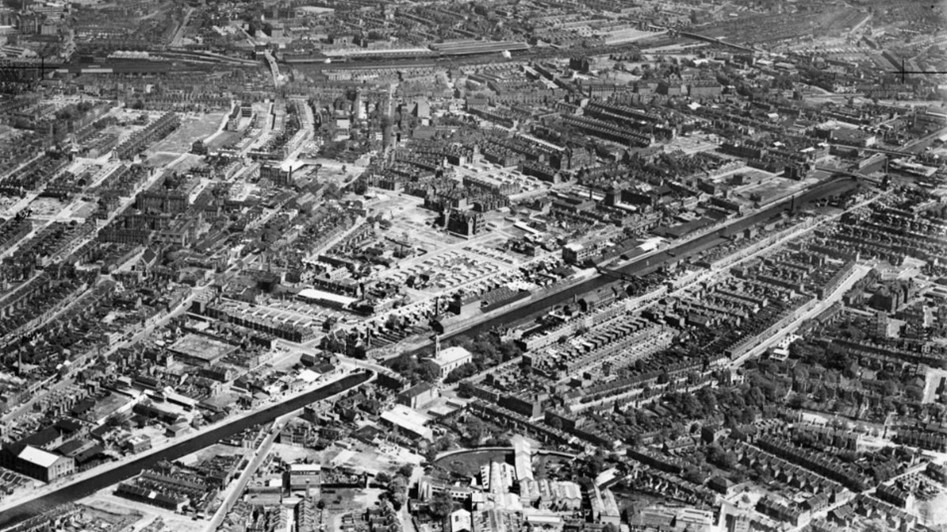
<box><xmin>434</xmin><ymin>449</ymin><xmax>511</xmax><ymax>477</ymax></box>
<box><xmin>150</xmin><ymin>113</ymin><xmax>226</xmax><ymax>154</ymax></box>
<box><xmin>80</xmin><ymin>488</ymin><xmax>206</xmax><ymax>532</ymax></box>
<box><xmin>205</xmin><ymin>130</ymin><xmax>243</xmax><ymax>151</ymax></box>
<box><xmin>533</xmin><ymin>453</ymin><xmax>574</xmax><ymax>480</ymax></box>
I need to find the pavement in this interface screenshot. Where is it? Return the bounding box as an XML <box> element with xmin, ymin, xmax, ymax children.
<box><xmin>204</xmin><ymin>418</ymin><xmax>282</xmax><ymax>532</ymax></box>
<box><xmin>202</xmin><ymin>99</ymin><xmax>236</xmax><ymax>147</ymax></box>
<box><xmin>731</xmin><ymin>264</ymin><xmax>871</xmax><ymax>368</ymax></box>
<box><xmin>0</xmin><ymin>148</ymin><xmax>189</xmax><ymax>355</ymax></box>
<box><xmin>169</xmin><ymin>7</ymin><xmax>195</xmax><ymax>47</ymax></box>
<box><xmin>902</xmin><ymin>125</ymin><xmax>947</xmax><ymax>154</ymax></box>
<box><xmin>691</xmin><ymin>191</ymin><xmax>886</xmax><ymax>369</ymax></box>
<box><xmin>381</xmin><ymin>179</ymin><xmax>845</xmax><ymax>358</ymax></box>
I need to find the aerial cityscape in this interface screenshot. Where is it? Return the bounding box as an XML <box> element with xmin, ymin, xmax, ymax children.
<box><xmin>0</xmin><ymin>0</ymin><xmax>945</xmax><ymax>531</ymax></box>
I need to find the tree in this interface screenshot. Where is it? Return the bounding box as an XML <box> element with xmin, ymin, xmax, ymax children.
<box><xmin>746</xmin><ymin>386</ymin><xmax>766</xmax><ymax>407</ymax></box>
<box><xmin>386</xmin><ymin>476</ymin><xmax>407</xmax><ymax>510</ymax></box>
<box><xmin>465</xmin><ymin>417</ymin><xmax>486</xmax><ymax>445</ymax></box>
<box><xmin>323</xmin><ymin>182</ymin><xmax>342</xmax><ymax>200</ymax></box>
<box><xmin>484</xmin><ymin>434</ymin><xmax>510</xmax><ymax>447</ymax></box>
<box><xmin>683</xmin><ymin>467</ymin><xmax>704</xmax><ymax>485</ymax></box>
<box><xmin>429</xmin><ymin>492</ymin><xmax>454</xmax><ymax>519</ymax></box>
<box><xmin>707</xmin><ymin>444</ymin><xmax>736</xmax><ymax>469</ymax></box>
<box><xmin>681</xmin><ymin>392</ymin><xmax>703</xmax><ymax>417</ymax></box>
<box><xmin>424</xmin><ymin>446</ymin><xmax>439</xmax><ymax>464</ymax></box>
<box><xmin>730</xmin><ymin>426</ymin><xmax>747</xmax><ymax>441</ymax></box>
<box><xmin>498</xmin><ymin>341</ymin><xmax>521</xmax><ymax>362</ymax></box>
<box><xmin>930</xmin><ymin>403</ymin><xmax>945</xmax><ymax>423</ymax></box>
<box><xmin>417</xmin><ymin>363</ymin><xmax>439</xmax><ymax>384</ymax></box>
<box><xmin>397</xmin><ymin>463</ymin><xmax>415</xmax><ymax>479</ymax></box>
<box><xmin>697</xmin><ymin>387</ymin><xmax>717</xmax><ymax>411</ymax></box>
<box><xmin>905</xmin><ymin>385</ymin><xmax>924</xmax><ymax>403</ymax></box>
<box><xmin>587</xmin><ymin>451</ymin><xmax>606</xmax><ymax>478</ymax></box>
<box><xmin>445</xmin><ymin>363</ymin><xmax>477</xmax><ymax>384</ymax></box>
<box><xmin>787</xmin><ymin>394</ymin><xmax>805</xmax><ymax>409</ymax></box>
<box><xmin>793</xmin><ymin>367</ymin><xmax>809</xmax><ymax>385</ymax></box>
<box><xmin>457</xmin><ymin>381</ymin><xmax>476</xmax><ymax>398</ymax></box>
<box><xmin>576</xmin><ymin>475</ymin><xmax>594</xmax><ymax>491</ymax></box>
<box><xmin>388</xmin><ymin>315</ymin><xmax>409</xmax><ymax>331</ymax></box>
<box><xmin>882</xmin><ymin>380</ymin><xmax>899</xmax><ymax>397</ymax></box>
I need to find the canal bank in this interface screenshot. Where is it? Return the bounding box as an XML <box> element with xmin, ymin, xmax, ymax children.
<box><xmin>0</xmin><ymin>370</ymin><xmax>374</xmax><ymax>528</ymax></box>
<box><xmin>406</xmin><ymin>176</ymin><xmax>858</xmax><ymax>354</ymax></box>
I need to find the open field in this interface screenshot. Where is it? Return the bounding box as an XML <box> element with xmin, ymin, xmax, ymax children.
<box><xmin>150</xmin><ymin>113</ymin><xmax>226</xmax><ymax>154</ymax></box>
<box><xmin>79</xmin><ymin>490</ymin><xmax>204</xmax><ymax>532</ymax></box>
<box><xmin>434</xmin><ymin>449</ymin><xmax>511</xmax><ymax>477</ymax></box>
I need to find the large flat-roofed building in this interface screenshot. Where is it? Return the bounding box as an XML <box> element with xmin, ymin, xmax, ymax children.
<box><xmin>289</xmin><ymin>463</ymin><xmax>322</xmax><ymax>492</ymax></box>
<box><xmin>431</xmin><ymin>40</ymin><xmax>529</xmax><ymax>55</ymax></box>
<box><xmin>448</xmin><ymin>509</ymin><xmax>472</xmax><ymax>532</ymax></box>
<box><xmin>168</xmin><ymin>334</ymin><xmax>238</xmax><ymax>367</ymax></box>
<box><xmin>512</xmin><ymin>436</ymin><xmax>534</xmax><ymax>482</ymax></box>
<box><xmin>562</xmin><ymin>242</ymin><xmax>597</xmax><ymax>265</ymax></box>
<box><xmin>2</xmin><ymin>445</ymin><xmax>75</xmax><ymax>482</ymax></box>
<box><xmin>427</xmin><ymin>346</ymin><xmax>473</xmax><ymax>379</ymax></box>
<box><xmin>397</xmin><ymin>383</ymin><xmax>439</xmax><ymax>409</ymax></box>
<box><xmin>297</xmin><ymin>287</ymin><xmax>358</xmax><ymax>310</ymax></box>
<box><xmin>379</xmin><ymin>404</ymin><xmax>433</xmax><ymax>441</ymax></box>
<box><xmin>591</xmin><ymin>486</ymin><xmax>621</xmax><ymax>527</ymax></box>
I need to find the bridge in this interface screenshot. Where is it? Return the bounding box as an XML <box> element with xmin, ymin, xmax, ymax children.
<box><xmin>815</xmin><ymin>166</ymin><xmax>882</xmax><ymax>185</ymax></box>
<box><xmin>676</xmin><ymin>31</ymin><xmax>757</xmax><ymax>54</ymax></box>
<box><xmin>0</xmin><ymin>371</ymin><xmax>375</xmax><ymax>527</ymax></box>
<box><xmin>263</xmin><ymin>50</ymin><xmax>282</xmax><ymax>88</ymax></box>
<box><xmin>594</xmin><ymin>264</ymin><xmax>641</xmax><ymax>282</ymax></box>
<box><xmin>840</xmin><ymin>144</ymin><xmax>915</xmax><ymax>158</ymax></box>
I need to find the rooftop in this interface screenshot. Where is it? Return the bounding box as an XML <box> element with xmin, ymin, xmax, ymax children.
<box><xmin>169</xmin><ymin>333</ymin><xmax>237</xmax><ymax>363</ymax></box>
<box><xmin>290</xmin><ymin>463</ymin><xmax>321</xmax><ymax>473</ymax></box>
<box><xmin>433</xmin><ymin>346</ymin><xmax>472</xmax><ymax>366</ymax></box>
<box><xmin>380</xmin><ymin>404</ymin><xmax>433</xmax><ymax>440</ymax></box>
<box><xmin>298</xmin><ymin>287</ymin><xmax>358</xmax><ymax>306</ymax></box>
<box><xmin>18</xmin><ymin>445</ymin><xmax>62</xmax><ymax>468</ymax></box>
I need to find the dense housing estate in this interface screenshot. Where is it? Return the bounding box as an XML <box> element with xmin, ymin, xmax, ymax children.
<box><xmin>0</xmin><ymin>0</ymin><xmax>943</xmax><ymax>531</ymax></box>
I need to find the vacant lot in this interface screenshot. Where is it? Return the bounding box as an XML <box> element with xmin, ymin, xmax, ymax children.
<box><xmin>434</xmin><ymin>449</ymin><xmax>511</xmax><ymax>477</ymax></box>
<box><xmin>150</xmin><ymin>113</ymin><xmax>226</xmax><ymax>154</ymax></box>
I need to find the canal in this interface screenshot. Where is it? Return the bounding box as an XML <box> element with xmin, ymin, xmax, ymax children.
<box><xmin>414</xmin><ymin>176</ymin><xmax>857</xmax><ymax>350</ymax></box>
<box><xmin>0</xmin><ymin>370</ymin><xmax>374</xmax><ymax>528</ymax></box>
